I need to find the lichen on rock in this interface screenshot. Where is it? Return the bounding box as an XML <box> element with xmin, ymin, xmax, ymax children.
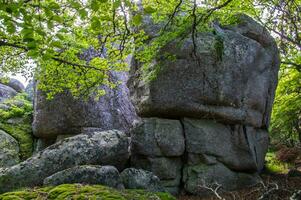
<box><xmin>0</xmin><ymin>93</ymin><xmax>33</xmax><ymax>160</ymax></box>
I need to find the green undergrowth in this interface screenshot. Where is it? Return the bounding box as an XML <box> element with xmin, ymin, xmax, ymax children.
<box><xmin>0</xmin><ymin>184</ymin><xmax>176</xmax><ymax>200</ymax></box>
<box><xmin>265</xmin><ymin>151</ymin><xmax>291</xmax><ymax>174</ymax></box>
<box><xmin>0</xmin><ymin>93</ymin><xmax>33</xmax><ymax>160</ymax></box>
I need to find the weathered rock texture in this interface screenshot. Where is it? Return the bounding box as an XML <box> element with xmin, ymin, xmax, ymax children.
<box><xmin>43</xmin><ymin>165</ymin><xmax>123</xmax><ymax>189</ymax></box>
<box><xmin>128</xmin><ymin>14</ymin><xmax>279</xmax><ymax>129</ymax></box>
<box><xmin>0</xmin><ymin>84</ymin><xmax>17</xmax><ymax>102</ymax></box>
<box><xmin>0</xmin><ymin>130</ymin><xmax>129</xmax><ymax>193</ymax></box>
<box><xmin>33</xmin><ymin>71</ymin><xmax>137</xmax><ymax>139</ymax></box>
<box><xmin>120</xmin><ymin>168</ymin><xmax>164</xmax><ymax>192</ymax></box>
<box><xmin>0</xmin><ymin>130</ymin><xmax>20</xmax><ymax>168</ymax></box>
<box><xmin>131</xmin><ymin>118</ymin><xmax>184</xmax><ymax>194</ymax></box>
<box><xmin>129</xmin><ymin>14</ymin><xmax>279</xmax><ymax>195</ymax></box>
<box><xmin>3</xmin><ymin>78</ymin><xmax>25</xmax><ymax>93</ymax></box>
<box><xmin>182</xmin><ymin>118</ymin><xmax>266</xmax><ymax>194</ymax></box>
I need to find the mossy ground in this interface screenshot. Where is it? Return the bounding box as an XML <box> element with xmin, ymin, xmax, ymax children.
<box><xmin>0</xmin><ymin>93</ymin><xmax>33</xmax><ymax>160</ymax></box>
<box><xmin>0</xmin><ymin>184</ymin><xmax>176</xmax><ymax>200</ymax></box>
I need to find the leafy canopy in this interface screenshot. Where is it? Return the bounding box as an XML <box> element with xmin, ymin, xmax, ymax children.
<box><xmin>0</xmin><ymin>0</ymin><xmax>300</xmax><ymax>143</ymax></box>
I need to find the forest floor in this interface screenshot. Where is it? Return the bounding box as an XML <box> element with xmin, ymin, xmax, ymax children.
<box><xmin>178</xmin><ymin>144</ymin><xmax>301</xmax><ymax>200</ymax></box>
<box><xmin>178</xmin><ymin>173</ymin><xmax>301</xmax><ymax>200</ymax></box>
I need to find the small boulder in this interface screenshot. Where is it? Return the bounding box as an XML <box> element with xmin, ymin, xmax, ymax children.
<box><xmin>120</xmin><ymin>168</ymin><xmax>164</xmax><ymax>192</ymax></box>
<box><xmin>183</xmin><ymin>163</ymin><xmax>260</xmax><ymax>195</ymax></box>
<box><xmin>43</xmin><ymin>165</ymin><xmax>123</xmax><ymax>189</ymax></box>
<box><xmin>0</xmin><ymin>130</ymin><xmax>20</xmax><ymax>168</ymax></box>
<box><xmin>4</xmin><ymin>78</ymin><xmax>25</xmax><ymax>93</ymax></box>
<box><xmin>0</xmin><ymin>84</ymin><xmax>17</xmax><ymax>102</ymax></box>
<box><xmin>0</xmin><ymin>130</ymin><xmax>129</xmax><ymax>193</ymax></box>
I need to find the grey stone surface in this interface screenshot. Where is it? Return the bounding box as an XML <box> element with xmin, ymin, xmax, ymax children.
<box><xmin>33</xmin><ymin>71</ymin><xmax>138</xmax><ymax>139</ymax></box>
<box><xmin>0</xmin><ymin>130</ymin><xmax>20</xmax><ymax>168</ymax></box>
<box><xmin>131</xmin><ymin>118</ymin><xmax>185</xmax><ymax>157</ymax></box>
<box><xmin>131</xmin><ymin>156</ymin><xmax>182</xmax><ymax>181</ymax></box>
<box><xmin>43</xmin><ymin>165</ymin><xmax>123</xmax><ymax>189</ymax></box>
<box><xmin>120</xmin><ymin>168</ymin><xmax>164</xmax><ymax>192</ymax></box>
<box><xmin>183</xmin><ymin>118</ymin><xmax>269</xmax><ymax>172</ymax></box>
<box><xmin>0</xmin><ymin>84</ymin><xmax>17</xmax><ymax>102</ymax></box>
<box><xmin>183</xmin><ymin>163</ymin><xmax>261</xmax><ymax>195</ymax></box>
<box><xmin>128</xmin><ymin>14</ymin><xmax>279</xmax><ymax>129</ymax></box>
<box><xmin>0</xmin><ymin>130</ymin><xmax>129</xmax><ymax>193</ymax></box>
<box><xmin>25</xmin><ymin>80</ymin><xmax>34</xmax><ymax>101</ymax></box>
<box><xmin>2</xmin><ymin>78</ymin><xmax>25</xmax><ymax>93</ymax></box>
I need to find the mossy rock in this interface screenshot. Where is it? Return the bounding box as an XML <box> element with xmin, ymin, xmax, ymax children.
<box><xmin>0</xmin><ymin>93</ymin><xmax>33</xmax><ymax>160</ymax></box>
<box><xmin>0</xmin><ymin>184</ymin><xmax>176</xmax><ymax>200</ymax></box>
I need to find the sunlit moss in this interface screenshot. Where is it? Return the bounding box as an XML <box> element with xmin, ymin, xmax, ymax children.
<box><xmin>0</xmin><ymin>184</ymin><xmax>176</xmax><ymax>200</ymax></box>
<box><xmin>265</xmin><ymin>151</ymin><xmax>291</xmax><ymax>174</ymax></box>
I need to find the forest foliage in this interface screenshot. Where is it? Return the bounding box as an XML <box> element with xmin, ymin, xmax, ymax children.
<box><xmin>0</xmin><ymin>0</ymin><xmax>300</xmax><ymax>143</ymax></box>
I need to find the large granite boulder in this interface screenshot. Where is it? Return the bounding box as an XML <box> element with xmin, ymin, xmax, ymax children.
<box><xmin>43</xmin><ymin>165</ymin><xmax>123</xmax><ymax>189</ymax></box>
<box><xmin>128</xmin><ymin>14</ymin><xmax>279</xmax><ymax>196</ymax></box>
<box><xmin>0</xmin><ymin>130</ymin><xmax>20</xmax><ymax>168</ymax></box>
<box><xmin>128</xmin><ymin>14</ymin><xmax>279</xmax><ymax>129</ymax></box>
<box><xmin>33</xmin><ymin>71</ymin><xmax>137</xmax><ymax>139</ymax></box>
<box><xmin>0</xmin><ymin>130</ymin><xmax>129</xmax><ymax>193</ymax></box>
<box><xmin>0</xmin><ymin>84</ymin><xmax>17</xmax><ymax>102</ymax></box>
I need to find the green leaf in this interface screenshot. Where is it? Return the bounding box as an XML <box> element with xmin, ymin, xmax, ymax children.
<box><xmin>6</xmin><ymin>22</ymin><xmax>16</xmax><ymax>34</ymax></box>
<box><xmin>91</xmin><ymin>17</ymin><xmax>100</xmax><ymax>30</ymax></box>
<box><xmin>48</xmin><ymin>2</ymin><xmax>60</xmax><ymax>10</ymax></box>
<box><xmin>27</xmin><ymin>50</ymin><xmax>39</xmax><ymax>58</ymax></box>
<box><xmin>27</xmin><ymin>41</ymin><xmax>37</xmax><ymax>49</ymax></box>
<box><xmin>53</xmin><ymin>15</ymin><xmax>63</xmax><ymax>23</ymax></box>
<box><xmin>91</xmin><ymin>0</ymin><xmax>100</xmax><ymax>11</ymax></box>
<box><xmin>47</xmin><ymin>21</ymin><xmax>54</xmax><ymax>29</ymax></box>
<box><xmin>144</xmin><ymin>6</ymin><xmax>156</xmax><ymax>14</ymax></box>
<box><xmin>56</xmin><ymin>33</ymin><xmax>64</xmax><ymax>40</ymax></box>
<box><xmin>79</xmin><ymin>9</ymin><xmax>88</xmax><ymax>19</ymax></box>
<box><xmin>50</xmin><ymin>41</ymin><xmax>63</xmax><ymax>48</ymax></box>
<box><xmin>132</xmin><ymin>14</ymin><xmax>143</xmax><ymax>26</ymax></box>
<box><xmin>113</xmin><ymin>0</ymin><xmax>121</xmax><ymax>9</ymax></box>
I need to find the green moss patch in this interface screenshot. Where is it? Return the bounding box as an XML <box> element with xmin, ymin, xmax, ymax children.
<box><xmin>0</xmin><ymin>184</ymin><xmax>176</xmax><ymax>200</ymax></box>
<box><xmin>0</xmin><ymin>93</ymin><xmax>33</xmax><ymax>160</ymax></box>
<box><xmin>265</xmin><ymin>151</ymin><xmax>291</xmax><ymax>174</ymax></box>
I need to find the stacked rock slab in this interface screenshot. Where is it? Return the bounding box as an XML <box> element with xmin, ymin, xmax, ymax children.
<box><xmin>131</xmin><ymin>118</ymin><xmax>185</xmax><ymax>194</ymax></box>
<box><xmin>128</xmin><ymin>14</ymin><xmax>280</xmax><ymax>195</ymax></box>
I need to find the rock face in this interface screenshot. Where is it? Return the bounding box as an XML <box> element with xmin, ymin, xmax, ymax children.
<box><xmin>131</xmin><ymin>118</ymin><xmax>184</xmax><ymax>194</ymax></box>
<box><xmin>43</xmin><ymin>165</ymin><xmax>123</xmax><ymax>189</ymax></box>
<box><xmin>128</xmin><ymin>15</ymin><xmax>279</xmax><ymax>129</ymax></box>
<box><xmin>131</xmin><ymin>118</ymin><xmax>185</xmax><ymax>157</ymax></box>
<box><xmin>120</xmin><ymin>168</ymin><xmax>164</xmax><ymax>192</ymax></box>
<box><xmin>0</xmin><ymin>130</ymin><xmax>20</xmax><ymax>168</ymax></box>
<box><xmin>183</xmin><ymin>118</ymin><xmax>269</xmax><ymax>172</ymax></box>
<box><xmin>129</xmin><ymin>14</ymin><xmax>279</xmax><ymax>195</ymax></box>
<box><xmin>0</xmin><ymin>130</ymin><xmax>129</xmax><ymax>193</ymax></box>
<box><xmin>33</xmin><ymin>71</ymin><xmax>137</xmax><ymax>139</ymax></box>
